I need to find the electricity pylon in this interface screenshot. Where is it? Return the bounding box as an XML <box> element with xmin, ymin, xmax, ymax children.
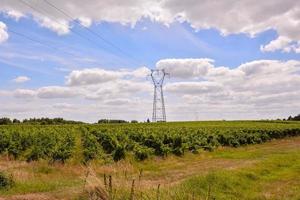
<box><xmin>150</xmin><ymin>69</ymin><xmax>169</xmax><ymax>122</ymax></box>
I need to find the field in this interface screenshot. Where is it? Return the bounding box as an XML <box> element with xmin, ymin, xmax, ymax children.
<box><xmin>0</xmin><ymin>121</ymin><xmax>300</xmax><ymax>199</ymax></box>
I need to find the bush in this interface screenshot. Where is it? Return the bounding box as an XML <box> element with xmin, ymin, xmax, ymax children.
<box><xmin>112</xmin><ymin>145</ymin><xmax>126</xmax><ymax>161</ymax></box>
<box><xmin>0</xmin><ymin>171</ymin><xmax>14</xmax><ymax>190</ymax></box>
<box><xmin>25</xmin><ymin>132</ymin><xmax>55</xmax><ymax>162</ymax></box>
<box><xmin>94</xmin><ymin>131</ymin><xmax>117</xmax><ymax>154</ymax></box>
<box><xmin>134</xmin><ymin>146</ymin><xmax>153</xmax><ymax>161</ymax></box>
<box><xmin>0</xmin><ymin>131</ymin><xmax>10</xmax><ymax>154</ymax></box>
<box><xmin>172</xmin><ymin>135</ymin><xmax>185</xmax><ymax>156</ymax></box>
<box><xmin>0</xmin><ymin>118</ymin><xmax>12</xmax><ymax>125</ymax></box>
<box><xmin>81</xmin><ymin>131</ymin><xmax>101</xmax><ymax>163</ymax></box>
<box><xmin>50</xmin><ymin>133</ymin><xmax>75</xmax><ymax>163</ymax></box>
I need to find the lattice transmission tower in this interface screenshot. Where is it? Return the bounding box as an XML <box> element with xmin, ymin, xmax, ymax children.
<box><xmin>150</xmin><ymin>69</ymin><xmax>169</xmax><ymax>122</ymax></box>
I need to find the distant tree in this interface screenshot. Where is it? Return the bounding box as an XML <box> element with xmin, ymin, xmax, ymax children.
<box><xmin>97</xmin><ymin>119</ymin><xmax>128</xmax><ymax>124</ymax></box>
<box><xmin>147</xmin><ymin>118</ymin><xmax>150</xmax><ymax>123</ymax></box>
<box><xmin>0</xmin><ymin>118</ymin><xmax>12</xmax><ymax>125</ymax></box>
<box><xmin>21</xmin><ymin>117</ymin><xmax>83</xmax><ymax>124</ymax></box>
<box><xmin>287</xmin><ymin>114</ymin><xmax>300</xmax><ymax>121</ymax></box>
<box><xmin>12</xmin><ymin>119</ymin><xmax>20</xmax><ymax>124</ymax></box>
<box><xmin>131</xmin><ymin>120</ymin><xmax>138</xmax><ymax>123</ymax></box>
<box><xmin>293</xmin><ymin>114</ymin><xmax>300</xmax><ymax>121</ymax></box>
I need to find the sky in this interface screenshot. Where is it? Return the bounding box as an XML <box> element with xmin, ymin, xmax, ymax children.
<box><xmin>0</xmin><ymin>0</ymin><xmax>300</xmax><ymax>122</ymax></box>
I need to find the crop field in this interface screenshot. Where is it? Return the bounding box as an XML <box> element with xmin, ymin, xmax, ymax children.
<box><xmin>0</xmin><ymin>121</ymin><xmax>300</xmax><ymax>199</ymax></box>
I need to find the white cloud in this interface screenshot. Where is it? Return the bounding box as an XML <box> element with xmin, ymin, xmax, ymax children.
<box><xmin>0</xmin><ymin>21</ymin><xmax>9</xmax><ymax>43</ymax></box>
<box><xmin>66</xmin><ymin>68</ymin><xmax>122</xmax><ymax>86</ymax></box>
<box><xmin>156</xmin><ymin>58</ymin><xmax>214</xmax><ymax>78</ymax></box>
<box><xmin>260</xmin><ymin>36</ymin><xmax>292</xmax><ymax>52</ymax></box>
<box><xmin>12</xmin><ymin>76</ymin><xmax>31</xmax><ymax>83</ymax></box>
<box><xmin>14</xmin><ymin>89</ymin><xmax>36</xmax><ymax>99</ymax></box>
<box><xmin>166</xmin><ymin>59</ymin><xmax>300</xmax><ymax>106</ymax></box>
<box><xmin>104</xmin><ymin>98</ymin><xmax>133</xmax><ymax>105</ymax></box>
<box><xmin>166</xmin><ymin>81</ymin><xmax>222</xmax><ymax>94</ymax></box>
<box><xmin>37</xmin><ymin>86</ymin><xmax>79</xmax><ymax>98</ymax></box>
<box><xmin>130</xmin><ymin>67</ymin><xmax>151</xmax><ymax>78</ymax></box>
<box><xmin>52</xmin><ymin>103</ymin><xmax>75</xmax><ymax>109</ymax></box>
<box><xmin>1</xmin><ymin>0</ymin><xmax>300</xmax><ymax>52</ymax></box>
<box><xmin>0</xmin><ymin>90</ymin><xmax>11</xmax><ymax>97</ymax></box>
<box><xmin>84</xmin><ymin>79</ymin><xmax>151</xmax><ymax>100</ymax></box>
<box><xmin>78</xmin><ymin>17</ymin><xmax>92</xmax><ymax>27</ymax></box>
<box><xmin>38</xmin><ymin>17</ymin><xmax>70</xmax><ymax>35</ymax></box>
<box><xmin>5</xmin><ymin>59</ymin><xmax>300</xmax><ymax>121</ymax></box>
<box><xmin>5</xmin><ymin>10</ymin><xmax>24</xmax><ymax>21</ymax></box>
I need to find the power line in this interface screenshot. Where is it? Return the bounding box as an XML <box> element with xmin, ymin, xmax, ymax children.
<box><xmin>43</xmin><ymin>0</ymin><xmax>143</xmax><ymax>66</ymax></box>
<box><xmin>9</xmin><ymin>29</ymin><xmax>59</xmax><ymax>51</ymax></box>
<box><xmin>8</xmin><ymin>29</ymin><xmax>115</xmax><ymax>68</ymax></box>
<box><xmin>17</xmin><ymin>0</ymin><xmax>140</xmax><ymax>66</ymax></box>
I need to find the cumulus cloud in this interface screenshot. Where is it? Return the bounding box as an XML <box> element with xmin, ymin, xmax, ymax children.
<box><xmin>38</xmin><ymin>17</ymin><xmax>70</xmax><ymax>35</ymax></box>
<box><xmin>130</xmin><ymin>67</ymin><xmax>151</xmax><ymax>78</ymax></box>
<box><xmin>14</xmin><ymin>89</ymin><xmax>36</xmax><ymax>99</ymax></box>
<box><xmin>12</xmin><ymin>76</ymin><xmax>31</xmax><ymax>83</ymax></box>
<box><xmin>165</xmin><ymin>59</ymin><xmax>300</xmax><ymax>108</ymax></box>
<box><xmin>5</xmin><ymin>59</ymin><xmax>300</xmax><ymax>121</ymax></box>
<box><xmin>0</xmin><ymin>21</ymin><xmax>9</xmax><ymax>43</ymax></box>
<box><xmin>166</xmin><ymin>81</ymin><xmax>222</xmax><ymax>94</ymax></box>
<box><xmin>104</xmin><ymin>98</ymin><xmax>133</xmax><ymax>105</ymax></box>
<box><xmin>37</xmin><ymin>86</ymin><xmax>79</xmax><ymax>98</ymax></box>
<box><xmin>156</xmin><ymin>58</ymin><xmax>214</xmax><ymax>78</ymax></box>
<box><xmin>52</xmin><ymin>103</ymin><xmax>75</xmax><ymax>109</ymax></box>
<box><xmin>78</xmin><ymin>17</ymin><xmax>92</xmax><ymax>27</ymax></box>
<box><xmin>161</xmin><ymin>0</ymin><xmax>300</xmax><ymax>48</ymax></box>
<box><xmin>260</xmin><ymin>36</ymin><xmax>292</xmax><ymax>52</ymax></box>
<box><xmin>5</xmin><ymin>9</ymin><xmax>24</xmax><ymax>21</ymax></box>
<box><xmin>1</xmin><ymin>0</ymin><xmax>300</xmax><ymax>52</ymax></box>
<box><xmin>66</xmin><ymin>68</ymin><xmax>122</xmax><ymax>86</ymax></box>
<box><xmin>10</xmin><ymin>67</ymin><xmax>151</xmax><ymax>103</ymax></box>
<box><xmin>84</xmin><ymin>79</ymin><xmax>151</xmax><ymax>100</ymax></box>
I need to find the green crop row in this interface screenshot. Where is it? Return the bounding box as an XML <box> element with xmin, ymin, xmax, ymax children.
<box><xmin>0</xmin><ymin>121</ymin><xmax>300</xmax><ymax>163</ymax></box>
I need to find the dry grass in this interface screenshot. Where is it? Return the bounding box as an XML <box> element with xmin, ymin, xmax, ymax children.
<box><xmin>1</xmin><ymin>137</ymin><xmax>300</xmax><ymax>199</ymax></box>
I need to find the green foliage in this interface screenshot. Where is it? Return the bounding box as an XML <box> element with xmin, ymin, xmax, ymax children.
<box><xmin>81</xmin><ymin>131</ymin><xmax>101</xmax><ymax>163</ymax></box>
<box><xmin>0</xmin><ymin>118</ymin><xmax>12</xmax><ymax>125</ymax></box>
<box><xmin>287</xmin><ymin>114</ymin><xmax>300</xmax><ymax>121</ymax></box>
<box><xmin>0</xmin><ymin>121</ymin><xmax>299</xmax><ymax>163</ymax></box>
<box><xmin>97</xmin><ymin>119</ymin><xmax>128</xmax><ymax>124</ymax></box>
<box><xmin>134</xmin><ymin>145</ymin><xmax>153</xmax><ymax>161</ymax></box>
<box><xmin>50</xmin><ymin>133</ymin><xmax>75</xmax><ymax>163</ymax></box>
<box><xmin>113</xmin><ymin>145</ymin><xmax>126</xmax><ymax>161</ymax></box>
<box><xmin>0</xmin><ymin>171</ymin><xmax>14</xmax><ymax>190</ymax></box>
<box><xmin>25</xmin><ymin>132</ymin><xmax>55</xmax><ymax>161</ymax></box>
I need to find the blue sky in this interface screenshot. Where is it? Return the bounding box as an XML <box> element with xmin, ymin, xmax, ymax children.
<box><xmin>0</xmin><ymin>0</ymin><xmax>299</xmax><ymax>122</ymax></box>
<box><xmin>1</xmin><ymin>14</ymin><xmax>299</xmax><ymax>89</ymax></box>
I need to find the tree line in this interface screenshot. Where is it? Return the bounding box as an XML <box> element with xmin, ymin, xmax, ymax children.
<box><xmin>0</xmin><ymin>117</ymin><xmax>140</xmax><ymax>125</ymax></box>
<box><xmin>0</xmin><ymin>117</ymin><xmax>84</xmax><ymax>125</ymax></box>
<box><xmin>287</xmin><ymin>114</ymin><xmax>300</xmax><ymax>121</ymax></box>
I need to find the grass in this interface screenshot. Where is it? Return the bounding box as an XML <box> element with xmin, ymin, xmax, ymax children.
<box><xmin>0</xmin><ymin>137</ymin><xmax>300</xmax><ymax>199</ymax></box>
<box><xmin>168</xmin><ymin>150</ymin><xmax>300</xmax><ymax>200</ymax></box>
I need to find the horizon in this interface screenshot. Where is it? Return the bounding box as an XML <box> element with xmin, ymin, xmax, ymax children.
<box><xmin>0</xmin><ymin>0</ymin><xmax>300</xmax><ymax>122</ymax></box>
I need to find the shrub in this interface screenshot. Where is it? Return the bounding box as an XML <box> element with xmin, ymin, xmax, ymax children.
<box><xmin>0</xmin><ymin>118</ymin><xmax>12</xmax><ymax>125</ymax></box>
<box><xmin>94</xmin><ymin>131</ymin><xmax>117</xmax><ymax>154</ymax></box>
<box><xmin>0</xmin><ymin>131</ymin><xmax>10</xmax><ymax>154</ymax></box>
<box><xmin>113</xmin><ymin>145</ymin><xmax>126</xmax><ymax>161</ymax></box>
<box><xmin>25</xmin><ymin>132</ymin><xmax>55</xmax><ymax>162</ymax></box>
<box><xmin>81</xmin><ymin>131</ymin><xmax>101</xmax><ymax>163</ymax></box>
<box><xmin>134</xmin><ymin>146</ymin><xmax>153</xmax><ymax>161</ymax></box>
<box><xmin>0</xmin><ymin>171</ymin><xmax>14</xmax><ymax>190</ymax></box>
<box><xmin>50</xmin><ymin>133</ymin><xmax>75</xmax><ymax>163</ymax></box>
